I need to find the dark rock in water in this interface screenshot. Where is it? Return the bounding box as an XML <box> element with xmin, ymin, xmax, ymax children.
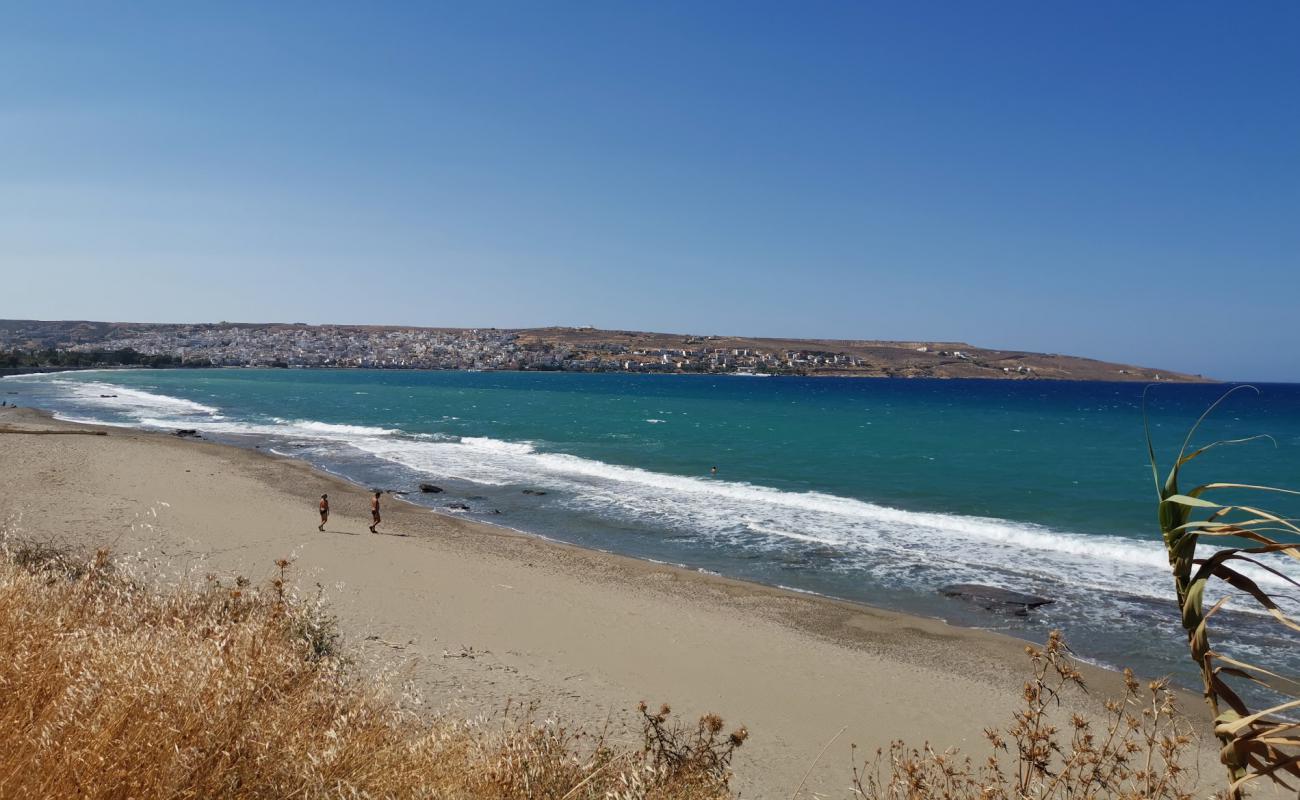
<box><xmin>467</xmin><ymin>495</ymin><xmax>487</xmax><ymax>501</ymax></box>
<box><xmin>100</xmin><ymin>394</ymin><xmax>118</xmax><ymax>398</ymax></box>
<box><xmin>418</xmin><ymin>483</ymin><xmax>443</xmax><ymax>494</ymax></box>
<box><xmin>491</xmin><ymin>509</ymin><xmax>502</xmax><ymax>514</ymax></box>
<box><xmin>445</xmin><ymin>502</ymin><xmax>471</xmax><ymax>511</ymax></box>
<box><xmin>522</xmin><ymin>489</ymin><xmax>547</xmax><ymax>496</ymax></box>
<box><xmin>939</xmin><ymin>584</ymin><xmax>1054</xmax><ymax>614</ymax></box>
<box><xmin>172</xmin><ymin>429</ymin><xmax>201</xmax><ymax>438</ymax></box>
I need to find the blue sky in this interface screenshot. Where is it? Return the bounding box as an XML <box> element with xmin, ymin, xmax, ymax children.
<box><xmin>2</xmin><ymin>3</ymin><xmax>1297</xmax><ymax>380</ymax></box>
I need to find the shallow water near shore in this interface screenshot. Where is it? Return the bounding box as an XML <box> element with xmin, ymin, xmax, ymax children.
<box><xmin>7</xmin><ymin>368</ymin><xmax>1300</xmax><ymax>687</ymax></box>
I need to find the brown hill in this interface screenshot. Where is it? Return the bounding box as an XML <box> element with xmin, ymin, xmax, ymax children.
<box><xmin>515</xmin><ymin>327</ymin><xmax>1207</xmax><ymax>382</ymax></box>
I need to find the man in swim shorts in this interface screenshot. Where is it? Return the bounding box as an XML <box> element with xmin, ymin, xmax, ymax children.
<box><xmin>369</xmin><ymin>490</ymin><xmax>382</xmax><ymax>533</ymax></box>
<box><xmin>318</xmin><ymin>494</ymin><xmax>329</xmax><ymax>531</ymax></box>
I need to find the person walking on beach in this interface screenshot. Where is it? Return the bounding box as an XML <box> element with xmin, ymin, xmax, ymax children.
<box><xmin>318</xmin><ymin>494</ymin><xmax>329</xmax><ymax>531</ymax></box>
<box><xmin>369</xmin><ymin>490</ymin><xmax>382</xmax><ymax>534</ymax></box>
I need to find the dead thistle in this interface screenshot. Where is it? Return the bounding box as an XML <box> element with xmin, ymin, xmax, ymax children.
<box><xmin>851</xmin><ymin>632</ymin><xmax>1198</xmax><ymax>800</ymax></box>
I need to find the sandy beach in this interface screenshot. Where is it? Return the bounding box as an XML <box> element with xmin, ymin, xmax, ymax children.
<box><xmin>0</xmin><ymin>405</ymin><xmax>1223</xmax><ymax>796</ymax></box>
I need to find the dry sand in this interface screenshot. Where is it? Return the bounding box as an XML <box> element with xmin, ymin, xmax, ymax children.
<box><xmin>0</xmin><ymin>405</ymin><xmax>1224</xmax><ymax>796</ymax></box>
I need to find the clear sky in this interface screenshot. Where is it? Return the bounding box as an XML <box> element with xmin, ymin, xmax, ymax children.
<box><xmin>2</xmin><ymin>3</ymin><xmax>1297</xmax><ymax>380</ymax></box>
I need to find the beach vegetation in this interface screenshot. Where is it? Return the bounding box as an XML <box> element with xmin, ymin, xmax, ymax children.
<box><xmin>1</xmin><ymin>346</ymin><xmax>183</xmax><ymax>369</ymax></box>
<box><xmin>1147</xmin><ymin>386</ymin><xmax>1300</xmax><ymax>797</ymax></box>
<box><xmin>848</xmin><ymin>632</ymin><xmax>1198</xmax><ymax>800</ymax></box>
<box><xmin>0</xmin><ymin>540</ymin><xmax>741</xmax><ymax>799</ymax></box>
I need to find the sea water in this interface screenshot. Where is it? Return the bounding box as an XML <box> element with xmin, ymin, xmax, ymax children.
<box><xmin>5</xmin><ymin>369</ymin><xmax>1299</xmax><ymax>687</ymax></box>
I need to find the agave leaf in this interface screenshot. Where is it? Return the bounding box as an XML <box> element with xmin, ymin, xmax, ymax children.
<box><xmin>1174</xmin><ymin>525</ymin><xmax>1282</xmax><ymax>548</ymax></box>
<box><xmin>1196</xmin><ymin>482</ymin><xmax>1300</xmax><ymax>498</ymax></box>
<box><xmin>1153</xmin><ymin>389</ymin><xmax>1299</xmax><ymax>797</ymax></box>
<box><xmin>1194</xmin><ymin>523</ymin><xmax>1298</xmax><ymax>545</ymax></box>
<box><xmin>1191</xmin><ymin>508</ymin><xmax>1300</xmax><ymax>536</ymax></box>
<box><xmin>1164</xmin><ymin>493</ymin><xmax>1225</xmax><ymax>509</ymax></box>
<box><xmin>1223</xmin><ymin>505</ymin><xmax>1300</xmax><ymax>536</ymax></box>
<box><xmin>1229</xmin><ymin>755</ymin><xmax>1300</xmax><ymax>794</ymax></box>
<box><xmin>1217</xmin><ymin>666</ymin><xmax>1256</xmax><ymax>682</ymax></box>
<box><xmin>1194</xmin><ymin>594</ymin><xmax>1229</xmax><ymax>629</ymax></box>
<box><xmin>1181</xmin><ymin>508</ymin><xmax>1300</xmax><ymax>527</ymax></box>
<box><xmin>1196</xmin><ymin>561</ymin><xmax>1300</xmax><ymax>633</ymax></box>
<box><xmin>1177</xmin><ymin>520</ymin><xmax>1251</xmax><ymax>531</ymax></box>
<box><xmin>1211</xmin><ymin>653</ymin><xmax>1300</xmax><ymax>698</ymax></box>
<box><xmin>1215</xmin><ymin>552</ymin><xmax>1300</xmax><ymax>591</ymax></box>
<box><xmin>1143</xmin><ymin>385</ymin><xmax>1162</xmax><ymax>496</ymax></box>
<box><xmin>1218</xmin><ymin>699</ymin><xmax>1300</xmax><ymax>736</ymax></box>
<box><xmin>1194</xmin><ymin>547</ymin><xmax>1300</xmax><ymax>587</ymax></box>
<box><xmin>1234</xmin><ymin>542</ymin><xmax>1300</xmax><ymax>561</ymax></box>
<box><xmin>1211</xmin><ymin>666</ymin><xmax>1300</xmax><ymax>701</ymax></box>
<box><xmin>1184</xmin><ymin>579</ymin><xmax>1211</xmax><ymax>629</ymax></box>
<box><xmin>1251</xmin><ymin>719</ymin><xmax>1300</xmax><ymax>737</ymax></box>
<box><xmin>1211</xmin><ymin>674</ymin><xmax>1252</xmax><ymax>716</ymax></box>
<box><xmin>1171</xmin><ymin>385</ymin><xmax>1259</xmax><ymax>481</ymax></box>
<box><xmin>1177</xmin><ymin>434</ymin><xmax>1277</xmax><ymax>470</ymax></box>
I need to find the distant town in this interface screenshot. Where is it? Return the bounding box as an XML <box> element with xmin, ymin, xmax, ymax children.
<box><xmin>0</xmin><ymin>319</ymin><xmax>1205</xmax><ymax>382</ymax></box>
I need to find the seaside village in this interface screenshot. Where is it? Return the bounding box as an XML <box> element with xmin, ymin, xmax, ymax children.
<box><xmin>1</xmin><ymin>322</ymin><xmax>872</xmax><ymax>375</ymax></box>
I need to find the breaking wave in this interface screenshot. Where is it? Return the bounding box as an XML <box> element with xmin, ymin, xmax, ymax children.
<box><xmin>56</xmin><ymin>380</ymin><xmax>222</xmax><ymax>417</ymax></box>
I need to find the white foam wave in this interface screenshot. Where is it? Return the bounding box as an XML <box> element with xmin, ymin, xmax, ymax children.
<box><xmin>351</xmin><ymin>433</ymin><xmax>1300</xmax><ymax>603</ymax></box>
<box><xmin>275</xmin><ymin>419</ymin><xmax>400</xmax><ymax>437</ymax></box>
<box><xmin>131</xmin><ymin>415</ymin><xmax>404</xmax><ymax>444</ymax></box>
<box><xmin>744</xmin><ymin>522</ymin><xmax>827</xmax><ymax>544</ymax></box>
<box><xmin>51</xmin><ymin>413</ymin><xmax>136</xmax><ymax>428</ymax></box>
<box><xmin>61</xmin><ymin>380</ymin><xmax>221</xmax><ymax>417</ymax></box>
<box><xmin>459</xmin><ymin>436</ymin><xmax>536</xmax><ymax>455</ymax></box>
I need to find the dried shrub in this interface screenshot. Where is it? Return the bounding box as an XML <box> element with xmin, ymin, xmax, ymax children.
<box><xmin>2</xmin><ymin>533</ymin><xmax>99</xmax><ymax>581</ymax></box>
<box><xmin>850</xmin><ymin>632</ymin><xmax>1198</xmax><ymax>800</ymax></box>
<box><xmin>638</xmin><ymin>702</ymin><xmax>748</xmax><ymax>789</ymax></box>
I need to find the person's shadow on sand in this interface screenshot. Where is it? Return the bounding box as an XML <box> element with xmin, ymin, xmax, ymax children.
<box><xmin>318</xmin><ymin>528</ymin><xmax>412</xmax><ymax>537</ymax></box>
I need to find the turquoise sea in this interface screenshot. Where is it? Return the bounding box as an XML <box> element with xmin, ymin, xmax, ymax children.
<box><xmin>6</xmin><ymin>369</ymin><xmax>1300</xmax><ymax>686</ymax></box>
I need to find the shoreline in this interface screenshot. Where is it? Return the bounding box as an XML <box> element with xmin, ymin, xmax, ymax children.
<box><xmin>5</xmin><ymin>396</ymin><xmax>1137</xmax><ymax>676</ymax></box>
<box><xmin>5</xmin><ymin>405</ymin><xmax>1009</xmax><ymax>646</ymax></box>
<box><xmin>0</xmin><ymin>404</ymin><xmax>1224</xmax><ymax>794</ymax></box>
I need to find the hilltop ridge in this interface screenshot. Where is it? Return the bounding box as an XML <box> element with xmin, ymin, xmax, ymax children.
<box><xmin>0</xmin><ymin>319</ymin><xmax>1207</xmax><ymax>382</ymax></box>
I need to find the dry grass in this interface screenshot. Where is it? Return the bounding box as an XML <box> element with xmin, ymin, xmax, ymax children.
<box><xmin>848</xmin><ymin>632</ymin><xmax>1202</xmax><ymax>800</ymax></box>
<box><xmin>0</xmin><ymin>542</ymin><xmax>741</xmax><ymax>799</ymax></box>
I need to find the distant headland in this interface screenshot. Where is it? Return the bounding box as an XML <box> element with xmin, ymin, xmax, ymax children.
<box><xmin>0</xmin><ymin>319</ymin><xmax>1208</xmax><ymax>382</ymax></box>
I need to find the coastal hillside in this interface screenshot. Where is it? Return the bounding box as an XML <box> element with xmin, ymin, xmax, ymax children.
<box><xmin>516</xmin><ymin>327</ymin><xmax>1206</xmax><ymax>381</ymax></box>
<box><xmin>0</xmin><ymin>319</ymin><xmax>1205</xmax><ymax>381</ymax></box>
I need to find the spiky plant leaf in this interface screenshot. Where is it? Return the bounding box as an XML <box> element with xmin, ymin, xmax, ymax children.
<box><xmin>1147</xmin><ymin>387</ymin><xmax>1300</xmax><ymax>798</ymax></box>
